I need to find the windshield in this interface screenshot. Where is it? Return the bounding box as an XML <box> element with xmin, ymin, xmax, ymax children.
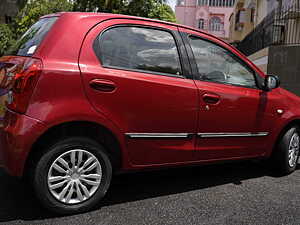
<box><xmin>6</xmin><ymin>17</ymin><xmax>58</xmax><ymax>57</ymax></box>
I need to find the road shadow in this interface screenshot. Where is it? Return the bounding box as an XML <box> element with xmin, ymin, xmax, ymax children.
<box><xmin>0</xmin><ymin>161</ymin><xmax>299</xmax><ymax>222</ymax></box>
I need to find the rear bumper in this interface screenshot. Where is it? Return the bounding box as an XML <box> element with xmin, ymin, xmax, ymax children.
<box><xmin>0</xmin><ymin>109</ymin><xmax>46</xmax><ymax>177</ymax></box>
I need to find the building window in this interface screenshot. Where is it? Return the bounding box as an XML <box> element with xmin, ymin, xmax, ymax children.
<box><xmin>235</xmin><ymin>9</ymin><xmax>246</xmax><ymax>30</ymax></box>
<box><xmin>208</xmin><ymin>0</ymin><xmax>235</xmax><ymax>7</ymax></box>
<box><xmin>198</xmin><ymin>0</ymin><xmax>209</xmax><ymax>6</ymax></box>
<box><xmin>210</xmin><ymin>16</ymin><xmax>222</xmax><ymax>31</ymax></box>
<box><xmin>198</xmin><ymin>19</ymin><xmax>205</xmax><ymax>29</ymax></box>
<box><xmin>177</xmin><ymin>0</ymin><xmax>184</xmax><ymax>6</ymax></box>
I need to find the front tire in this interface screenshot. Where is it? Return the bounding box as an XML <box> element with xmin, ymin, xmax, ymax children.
<box><xmin>32</xmin><ymin>137</ymin><xmax>112</xmax><ymax>215</ymax></box>
<box><xmin>274</xmin><ymin>126</ymin><xmax>300</xmax><ymax>175</ymax></box>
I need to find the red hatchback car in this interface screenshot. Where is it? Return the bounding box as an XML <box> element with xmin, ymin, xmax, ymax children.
<box><xmin>0</xmin><ymin>12</ymin><xmax>299</xmax><ymax>214</ymax></box>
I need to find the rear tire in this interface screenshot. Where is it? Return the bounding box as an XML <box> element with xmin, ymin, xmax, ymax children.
<box><xmin>32</xmin><ymin>137</ymin><xmax>112</xmax><ymax>215</ymax></box>
<box><xmin>273</xmin><ymin>126</ymin><xmax>300</xmax><ymax>175</ymax></box>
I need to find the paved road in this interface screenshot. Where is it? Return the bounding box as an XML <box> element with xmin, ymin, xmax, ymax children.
<box><xmin>0</xmin><ymin>161</ymin><xmax>299</xmax><ymax>225</ymax></box>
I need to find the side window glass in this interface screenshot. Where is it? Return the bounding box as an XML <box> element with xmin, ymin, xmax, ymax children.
<box><xmin>188</xmin><ymin>36</ymin><xmax>256</xmax><ymax>88</ymax></box>
<box><xmin>95</xmin><ymin>26</ymin><xmax>182</xmax><ymax>76</ymax></box>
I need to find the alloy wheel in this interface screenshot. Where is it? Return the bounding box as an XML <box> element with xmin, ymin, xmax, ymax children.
<box><xmin>288</xmin><ymin>133</ymin><xmax>300</xmax><ymax>168</ymax></box>
<box><xmin>47</xmin><ymin>149</ymin><xmax>102</xmax><ymax>204</ymax></box>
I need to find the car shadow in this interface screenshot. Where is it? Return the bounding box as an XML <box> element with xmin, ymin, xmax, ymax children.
<box><xmin>0</xmin><ymin>161</ymin><xmax>299</xmax><ymax>222</ymax></box>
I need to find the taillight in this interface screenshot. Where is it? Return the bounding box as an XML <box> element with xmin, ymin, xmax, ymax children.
<box><xmin>6</xmin><ymin>58</ymin><xmax>42</xmax><ymax>113</ymax></box>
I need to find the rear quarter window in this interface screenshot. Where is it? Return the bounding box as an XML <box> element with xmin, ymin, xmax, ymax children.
<box><xmin>6</xmin><ymin>17</ymin><xmax>58</xmax><ymax>57</ymax></box>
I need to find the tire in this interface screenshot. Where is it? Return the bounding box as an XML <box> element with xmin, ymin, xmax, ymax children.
<box><xmin>32</xmin><ymin>137</ymin><xmax>112</xmax><ymax>215</ymax></box>
<box><xmin>273</xmin><ymin>126</ymin><xmax>300</xmax><ymax>175</ymax></box>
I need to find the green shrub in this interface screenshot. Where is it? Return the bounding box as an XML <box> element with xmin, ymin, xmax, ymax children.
<box><xmin>0</xmin><ymin>24</ymin><xmax>12</xmax><ymax>114</ymax></box>
<box><xmin>13</xmin><ymin>0</ymin><xmax>73</xmax><ymax>38</ymax></box>
<box><xmin>0</xmin><ymin>24</ymin><xmax>14</xmax><ymax>56</ymax></box>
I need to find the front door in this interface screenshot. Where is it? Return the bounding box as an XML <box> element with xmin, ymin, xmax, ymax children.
<box><xmin>179</xmin><ymin>27</ymin><xmax>277</xmax><ymax>160</ymax></box>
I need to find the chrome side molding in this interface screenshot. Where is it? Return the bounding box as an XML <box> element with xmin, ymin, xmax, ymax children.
<box><xmin>125</xmin><ymin>133</ymin><xmax>192</xmax><ymax>138</ymax></box>
<box><xmin>197</xmin><ymin>132</ymin><xmax>269</xmax><ymax>138</ymax></box>
<box><xmin>125</xmin><ymin>132</ymin><xmax>269</xmax><ymax>139</ymax></box>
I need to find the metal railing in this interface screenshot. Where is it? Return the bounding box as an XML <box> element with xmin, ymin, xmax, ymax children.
<box><xmin>236</xmin><ymin>0</ymin><xmax>300</xmax><ymax>56</ymax></box>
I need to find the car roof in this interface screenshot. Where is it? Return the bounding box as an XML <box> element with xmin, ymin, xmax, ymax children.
<box><xmin>38</xmin><ymin>12</ymin><xmax>262</xmax><ymax>79</ymax></box>
<box><xmin>41</xmin><ymin>12</ymin><xmax>227</xmax><ymax>44</ymax></box>
<box><xmin>42</xmin><ymin>12</ymin><xmax>181</xmax><ymax>27</ymax></box>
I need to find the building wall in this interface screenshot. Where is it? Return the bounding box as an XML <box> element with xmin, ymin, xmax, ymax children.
<box><xmin>255</xmin><ymin>0</ymin><xmax>268</xmax><ymax>25</ymax></box>
<box><xmin>229</xmin><ymin>0</ymin><xmax>243</xmax><ymax>42</ymax></box>
<box><xmin>247</xmin><ymin>47</ymin><xmax>269</xmax><ymax>73</ymax></box>
<box><xmin>176</xmin><ymin>0</ymin><xmax>197</xmax><ymax>28</ymax></box>
<box><xmin>229</xmin><ymin>0</ymin><xmax>255</xmax><ymax>43</ymax></box>
<box><xmin>229</xmin><ymin>0</ymin><xmax>283</xmax><ymax>44</ymax></box>
<box><xmin>268</xmin><ymin>45</ymin><xmax>300</xmax><ymax>96</ymax></box>
<box><xmin>229</xmin><ymin>0</ymin><xmax>300</xmax><ymax>97</ymax></box>
<box><xmin>266</xmin><ymin>0</ymin><xmax>279</xmax><ymax>14</ymax></box>
<box><xmin>175</xmin><ymin>0</ymin><xmax>235</xmax><ymax>40</ymax></box>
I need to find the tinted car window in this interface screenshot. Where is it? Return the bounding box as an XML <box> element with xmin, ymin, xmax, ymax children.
<box><xmin>6</xmin><ymin>17</ymin><xmax>58</xmax><ymax>56</ymax></box>
<box><xmin>95</xmin><ymin>26</ymin><xmax>182</xmax><ymax>76</ymax></box>
<box><xmin>189</xmin><ymin>36</ymin><xmax>256</xmax><ymax>88</ymax></box>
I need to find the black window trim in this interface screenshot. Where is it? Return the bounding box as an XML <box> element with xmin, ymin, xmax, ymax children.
<box><xmin>93</xmin><ymin>24</ymin><xmax>192</xmax><ymax>80</ymax></box>
<box><xmin>180</xmin><ymin>32</ymin><xmax>264</xmax><ymax>90</ymax></box>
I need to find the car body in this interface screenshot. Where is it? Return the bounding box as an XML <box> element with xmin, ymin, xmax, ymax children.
<box><xmin>0</xmin><ymin>12</ymin><xmax>299</xmax><ymax>214</ymax></box>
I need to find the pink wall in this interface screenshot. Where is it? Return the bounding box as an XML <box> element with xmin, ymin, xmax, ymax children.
<box><xmin>175</xmin><ymin>0</ymin><xmax>235</xmax><ymax>40</ymax></box>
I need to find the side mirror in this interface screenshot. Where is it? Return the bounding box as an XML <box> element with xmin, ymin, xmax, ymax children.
<box><xmin>263</xmin><ymin>75</ymin><xmax>280</xmax><ymax>91</ymax></box>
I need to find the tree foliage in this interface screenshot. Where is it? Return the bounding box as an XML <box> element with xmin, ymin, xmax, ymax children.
<box><xmin>73</xmin><ymin>0</ymin><xmax>106</xmax><ymax>12</ymax></box>
<box><xmin>10</xmin><ymin>0</ymin><xmax>176</xmax><ymax>40</ymax></box>
<box><xmin>72</xmin><ymin>0</ymin><xmax>176</xmax><ymax>22</ymax></box>
<box><xmin>13</xmin><ymin>0</ymin><xmax>73</xmax><ymax>38</ymax></box>
<box><xmin>127</xmin><ymin>0</ymin><xmax>176</xmax><ymax>22</ymax></box>
<box><xmin>73</xmin><ymin>0</ymin><xmax>126</xmax><ymax>13</ymax></box>
<box><xmin>0</xmin><ymin>24</ymin><xmax>14</xmax><ymax>56</ymax></box>
<box><xmin>156</xmin><ymin>4</ymin><xmax>177</xmax><ymax>23</ymax></box>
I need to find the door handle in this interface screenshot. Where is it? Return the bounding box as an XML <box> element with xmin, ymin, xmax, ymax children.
<box><xmin>202</xmin><ymin>93</ymin><xmax>220</xmax><ymax>104</ymax></box>
<box><xmin>89</xmin><ymin>79</ymin><xmax>116</xmax><ymax>92</ymax></box>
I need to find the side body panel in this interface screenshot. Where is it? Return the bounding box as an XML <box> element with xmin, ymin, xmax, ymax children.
<box><xmin>2</xmin><ymin>13</ymin><xmax>300</xmax><ymax>177</ymax></box>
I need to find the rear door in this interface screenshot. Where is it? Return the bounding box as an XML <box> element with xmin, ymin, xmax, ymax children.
<box><xmin>79</xmin><ymin>19</ymin><xmax>199</xmax><ymax>166</ymax></box>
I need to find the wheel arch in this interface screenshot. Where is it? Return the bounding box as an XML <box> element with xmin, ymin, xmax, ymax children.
<box><xmin>271</xmin><ymin>119</ymin><xmax>300</xmax><ymax>157</ymax></box>
<box><xmin>24</xmin><ymin>120</ymin><xmax>123</xmax><ymax>177</ymax></box>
